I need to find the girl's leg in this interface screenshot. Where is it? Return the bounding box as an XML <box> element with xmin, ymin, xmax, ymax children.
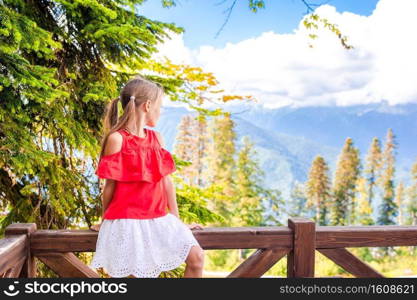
<box><xmin>184</xmin><ymin>245</ymin><xmax>205</xmax><ymax>278</ymax></box>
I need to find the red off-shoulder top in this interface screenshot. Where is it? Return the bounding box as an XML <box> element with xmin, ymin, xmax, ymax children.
<box><xmin>95</xmin><ymin>128</ymin><xmax>176</xmax><ymax>219</ymax></box>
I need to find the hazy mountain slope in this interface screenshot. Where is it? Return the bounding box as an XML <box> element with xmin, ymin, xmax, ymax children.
<box><xmin>154</xmin><ymin>102</ymin><xmax>417</xmax><ymax>200</ymax></box>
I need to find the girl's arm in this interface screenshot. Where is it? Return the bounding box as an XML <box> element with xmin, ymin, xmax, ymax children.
<box><xmin>155</xmin><ymin>131</ymin><xmax>202</xmax><ymax>230</ymax></box>
<box><xmin>90</xmin><ymin>179</ymin><xmax>115</xmax><ymax>231</ymax></box>
<box><xmin>154</xmin><ymin>131</ymin><xmax>180</xmax><ymax>218</ymax></box>
<box><xmin>164</xmin><ymin>175</ymin><xmax>202</xmax><ymax>229</ymax></box>
<box><xmin>101</xmin><ymin>179</ymin><xmax>116</xmax><ymax>220</ymax></box>
<box><xmin>164</xmin><ymin>175</ymin><xmax>179</xmax><ymax>218</ymax></box>
<box><xmin>90</xmin><ymin>132</ymin><xmax>122</xmax><ymax>231</ymax></box>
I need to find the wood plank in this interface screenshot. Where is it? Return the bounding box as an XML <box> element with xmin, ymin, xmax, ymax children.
<box><xmin>30</xmin><ymin>227</ymin><xmax>293</xmax><ymax>253</ymax></box>
<box><xmin>5</xmin><ymin>223</ymin><xmax>37</xmax><ymax>278</ymax></box>
<box><xmin>318</xmin><ymin>248</ymin><xmax>384</xmax><ymax>278</ymax></box>
<box><xmin>316</xmin><ymin>225</ymin><xmax>417</xmax><ymax>248</ymax></box>
<box><xmin>227</xmin><ymin>248</ymin><xmax>290</xmax><ymax>278</ymax></box>
<box><xmin>4</xmin><ymin>256</ymin><xmax>26</xmax><ymax>278</ymax></box>
<box><xmin>20</xmin><ymin>224</ymin><xmax>417</xmax><ymax>256</ymax></box>
<box><xmin>287</xmin><ymin>218</ymin><xmax>316</xmax><ymax>278</ymax></box>
<box><xmin>5</xmin><ymin>223</ymin><xmax>37</xmax><ymax>235</ymax></box>
<box><xmin>36</xmin><ymin>252</ymin><xmax>99</xmax><ymax>278</ymax></box>
<box><xmin>0</xmin><ymin>235</ymin><xmax>27</xmax><ymax>275</ymax></box>
<box><xmin>2</xmin><ymin>269</ymin><xmax>11</xmax><ymax>278</ymax></box>
<box><xmin>29</xmin><ymin>225</ymin><xmax>417</xmax><ymax>253</ymax></box>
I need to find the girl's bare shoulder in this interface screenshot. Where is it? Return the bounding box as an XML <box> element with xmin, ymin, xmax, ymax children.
<box><xmin>104</xmin><ymin>131</ymin><xmax>123</xmax><ymax>156</ymax></box>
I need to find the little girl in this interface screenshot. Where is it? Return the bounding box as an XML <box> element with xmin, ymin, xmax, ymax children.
<box><xmin>89</xmin><ymin>76</ymin><xmax>205</xmax><ymax>278</ymax></box>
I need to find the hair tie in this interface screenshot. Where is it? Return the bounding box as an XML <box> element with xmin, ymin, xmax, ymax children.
<box><xmin>130</xmin><ymin>95</ymin><xmax>135</xmax><ymax>102</ymax></box>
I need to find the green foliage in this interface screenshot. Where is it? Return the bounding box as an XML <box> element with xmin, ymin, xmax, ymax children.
<box><xmin>172</xmin><ymin>113</ymin><xmax>283</xmax><ymax>269</ymax></box>
<box><xmin>204</xmin><ymin>113</ymin><xmax>238</xmax><ymax>224</ymax></box>
<box><xmin>377</xmin><ymin>129</ymin><xmax>398</xmax><ymax>225</ymax></box>
<box><xmin>164</xmin><ymin>0</ymin><xmax>352</xmax><ymax>49</ymax></box>
<box><xmin>377</xmin><ymin>179</ymin><xmax>398</xmax><ymax>225</ymax></box>
<box><xmin>248</xmin><ymin>0</ymin><xmax>265</xmax><ymax>12</ymax></box>
<box><xmin>233</xmin><ymin>136</ymin><xmax>265</xmax><ymax>226</ymax></box>
<box><xmin>174</xmin><ymin>175</ymin><xmax>225</xmax><ymax>225</ymax></box>
<box><xmin>258</xmin><ymin>186</ymin><xmax>284</xmax><ymax>226</ymax></box>
<box><xmin>146</xmin><ymin>58</ymin><xmax>253</xmax><ymax>121</ymax></box>
<box><xmin>0</xmin><ymin>0</ymin><xmax>247</xmax><ymax>278</ymax></box>
<box><xmin>303</xmin><ymin>13</ymin><xmax>354</xmax><ymax>50</ymax></box>
<box><xmin>354</xmin><ymin>177</ymin><xmax>374</xmax><ymax>225</ymax></box>
<box><xmin>0</xmin><ymin>0</ymin><xmax>184</xmax><ymax>236</ymax></box>
<box><xmin>364</xmin><ymin>137</ymin><xmax>382</xmax><ymax>205</ymax></box>
<box><xmin>406</xmin><ymin>158</ymin><xmax>417</xmax><ymax>225</ymax></box>
<box><xmin>330</xmin><ymin>138</ymin><xmax>361</xmax><ymax>225</ymax></box>
<box><xmin>306</xmin><ymin>155</ymin><xmax>331</xmax><ymax>225</ymax></box>
<box><xmin>1</xmin><ymin>0</ymin><xmax>413</xmax><ymax>277</ymax></box>
<box><xmin>0</xmin><ymin>0</ymin><xmax>242</xmax><ymax>238</ymax></box>
<box><xmin>288</xmin><ymin>181</ymin><xmax>310</xmax><ymax>219</ymax></box>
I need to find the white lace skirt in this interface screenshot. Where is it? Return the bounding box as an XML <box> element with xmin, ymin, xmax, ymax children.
<box><xmin>89</xmin><ymin>213</ymin><xmax>201</xmax><ymax>278</ymax></box>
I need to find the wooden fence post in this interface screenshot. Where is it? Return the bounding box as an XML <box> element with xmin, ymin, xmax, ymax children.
<box><xmin>5</xmin><ymin>223</ymin><xmax>37</xmax><ymax>278</ymax></box>
<box><xmin>287</xmin><ymin>217</ymin><xmax>315</xmax><ymax>278</ymax></box>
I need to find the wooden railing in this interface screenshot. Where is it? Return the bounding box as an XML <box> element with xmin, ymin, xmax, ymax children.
<box><xmin>1</xmin><ymin>217</ymin><xmax>417</xmax><ymax>278</ymax></box>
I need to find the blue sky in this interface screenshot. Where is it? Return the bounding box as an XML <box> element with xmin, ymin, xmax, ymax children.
<box><xmin>139</xmin><ymin>0</ymin><xmax>417</xmax><ymax>109</ymax></box>
<box><xmin>138</xmin><ymin>0</ymin><xmax>379</xmax><ymax>50</ymax></box>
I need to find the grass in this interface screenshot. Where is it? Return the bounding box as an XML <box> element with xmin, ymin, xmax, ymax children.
<box><xmin>204</xmin><ymin>247</ymin><xmax>417</xmax><ymax>278</ymax></box>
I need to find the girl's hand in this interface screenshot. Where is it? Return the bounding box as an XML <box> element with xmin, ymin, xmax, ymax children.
<box><xmin>187</xmin><ymin>222</ymin><xmax>203</xmax><ymax>230</ymax></box>
<box><xmin>90</xmin><ymin>223</ymin><xmax>102</xmax><ymax>231</ymax></box>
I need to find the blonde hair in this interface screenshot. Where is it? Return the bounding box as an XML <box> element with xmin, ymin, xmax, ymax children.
<box><xmin>99</xmin><ymin>75</ymin><xmax>164</xmax><ymax>159</ymax></box>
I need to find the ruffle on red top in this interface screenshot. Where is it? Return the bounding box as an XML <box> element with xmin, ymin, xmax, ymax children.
<box><xmin>95</xmin><ymin>146</ymin><xmax>176</xmax><ymax>183</ymax></box>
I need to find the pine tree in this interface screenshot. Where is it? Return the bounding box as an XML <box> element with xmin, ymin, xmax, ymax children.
<box><xmin>194</xmin><ymin>114</ymin><xmax>209</xmax><ymax>187</ymax></box>
<box><xmin>204</xmin><ymin>112</ymin><xmax>237</xmax><ymax>224</ymax></box>
<box><xmin>233</xmin><ymin>136</ymin><xmax>264</xmax><ymax>226</ymax></box>
<box><xmin>0</xmin><ymin>1</ymin><xmax>226</xmax><ymax>277</ymax></box>
<box><xmin>260</xmin><ymin>187</ymin><xmax>284</xmax><ymax>226</ymax></box>
<box><xmin>174</xmin><ymin>115</ymin><xmax>196</xmax><ymax>185</ymax></box>
<box><xmin>288</xmin><ymin>181</ymin><xmax>311</xmax><ymax>219</ymax></box>
<box><xmin>395</xmin><ymin>181</ymin><xmax>405</xmax><ymax>225</ymax></box>
<box><xmin>306</xmin><ymin>156</ymin><xmax>331</xmax><ymax>225</ymax></box>
<box><xmin>330</xmin><ymin>138</ymin><xmax>361</xmax><ymax>225</ymax></box>
<box><xmin>364</xmin><ymin>138</ymin><xmax>382</xmax><ymax>206</ymax></box>
<box><xmin>234</xmin><ymin>135</ymin><xmax>284</xmax><ymax>228</ymax></box>
<box><xmin>406</xmin><ymin>158</ymin><xmax>417</xmax><ymax>225</ymax></box>
<box><xmin>352</xmin><ymin>178</ymin><xmax>376</xmax><ymax>262</ymax></box>
<box><xmin>354</xmin><ymin>177</ymin><xmax>374</xmax><ymax>225</ymax></box>
<box><xmin>0</xmin><ymin>0</ymin><xmax>183</xmax><ymax>235</ymax></box>
<box><xmin>377</xmin><ymin>128</ymin><xmax>398</xmax><ymax>225</ymax></box>
<box><xmin>173</xmin><ymin>114</ymin><xmax>210</xmax><ymax>187</ymax></box>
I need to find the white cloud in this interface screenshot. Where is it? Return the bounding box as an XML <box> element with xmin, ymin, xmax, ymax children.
<box><xmin>152</xmin><ymin>32</ymin><xmax>194</xmax><ymax>65</ymax></box>
<box><xmin>154</xmin><ymin>0</ymin><xmax>417</xmax><ymax>108</ymax></box>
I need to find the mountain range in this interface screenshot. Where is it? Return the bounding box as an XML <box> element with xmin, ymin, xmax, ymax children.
<box><xmin>155</xmin><ymin>101</ymin><xmax>417</xmax><ymax>204</ymax></box>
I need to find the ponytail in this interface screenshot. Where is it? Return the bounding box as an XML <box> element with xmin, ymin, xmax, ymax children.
<box><xmin>99</xmin><ymin>96</ymin><xmax>120</xmax><ymax>160</ymax></box>
<box><xmin>126</xmin><ymin>96</ymin><xmax>137</xmax><ymax>133</ymax></box>
<box><xmin>104</xmin><ymin>96</ymin><xmax>120</xmax><ymax>133</ymax></box>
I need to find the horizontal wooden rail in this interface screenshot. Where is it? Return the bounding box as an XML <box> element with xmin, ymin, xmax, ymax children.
<box><xmin>316</xmin><ymin>225</ymin><xmax>417</xmax><ymax>248</ymax></box>
<box><xmin>1</xmin><ymin>219</ymin><xmax>417</xmax><ymax>278</ymax></box>
<box><xmin>28</xmin><ymin>225</ymin><xmax>417</xmax><ymax>253</ymax></box>
<box><xmin>30</xmin><ymin>227</ymin><xmax>293</xmax><ymax>253</ymax></box>
<box><xmin>1</xmin><ymin>223</ymin><xmax>37</xmax><ymax>277</ymax></box>
<box><xmin>0</xmin><ymin>235</ymin><xmax>27</xmax><ymax>275</ymax></box>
